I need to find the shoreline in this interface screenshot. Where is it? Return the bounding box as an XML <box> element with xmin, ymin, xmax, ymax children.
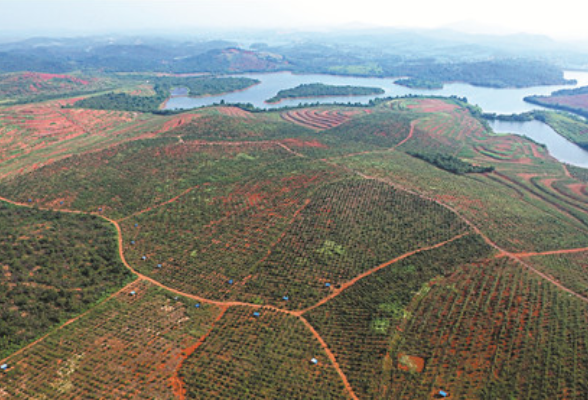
<box><xmin>264</xmin><ymin>90</ymin><xmax>386</xmax><ymax>105</ymax></box>
<box><xmin>159</xmin><ymin>81</ymin><xmax>261</xmax><ymax>110</ymax></box>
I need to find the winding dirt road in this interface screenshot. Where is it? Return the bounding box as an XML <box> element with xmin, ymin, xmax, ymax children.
<box><xmin>3</xmin><ymin>137</ymin><xmax>588</xmax><ymax>398</ymax></box>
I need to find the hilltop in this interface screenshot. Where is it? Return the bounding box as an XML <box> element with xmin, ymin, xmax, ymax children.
<box><xmin>0</xmin><ymin>70</ymin><xmax>587</xmax><ymax>398</ymax></box>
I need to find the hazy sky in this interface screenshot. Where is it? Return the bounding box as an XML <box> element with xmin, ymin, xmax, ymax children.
<box><xmin>1</xmin><ymin>0</ymin><xmax>587</xmax><ymax>40</ymax></box>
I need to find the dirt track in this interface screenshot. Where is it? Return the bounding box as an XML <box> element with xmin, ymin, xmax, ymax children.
<box><xmin>2</xmin><ymin>139</ymin><xmax>588</xmax><ymax>398</ymax></box>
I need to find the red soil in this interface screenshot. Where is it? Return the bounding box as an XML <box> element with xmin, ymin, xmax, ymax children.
<box><xmin>406</xmin><ymin>99</ymin><xmax>458</xmax><ymax>113</ymax></box>
<box><xmin>216</xmin><ymin>106</ymin><xmax>252</xmax><ymax>118</ymax></box>
<box><xmin>299</xmin><ymin>232</ymin><xmax>469</xmax><ymax>315</ymax></box>
<box><xmin>393</xmin><ymin>120</ymin><xmax>416</xmax><ymax>149</ymax></box>
<box><xmin>511</xmin><ymin>248</ymin><xmax>588</xmax><ymax>258</ymax></box>
<box><xmin>347</xmin><ymin>170</ymin><xmax>588</xmax><ymax>305</ymax></box>
<box><xmin>567</xmin><ymin>183</ymin><xmax>587</xmax><ymax>197</ymax></box>
<box><xmin>280</xmin><ymin>138</ymin><xmax>328</xmax><ymax>148</ymax></box>
<box><xmin>158</xmin><ymin>113</ymin><xmax>202</xmax><ymax>133</ymax></box>
<box><xmin>170</xmin><ymin>306</ymin><xmax>228</xmax><ymax>400</ymax></box>
<box><xmin>397</xmin><ymin>354</ymin><xmax>425</xmax><ymax>373</ymax></box>
<box><xmin>0</xmin><ymin>280</ymin><xmax>139</xmax><ymax>366</ymax></box>
<box><xmin>281</xmin><ymin>109</ymin><xmax>370</xmax><ymax>130</ymax></box>
<box><xmin>12</xmin><ymin>72</ymin><xmax>90</xmax><ymax>85</ymax></box>
<box><xmin>299</xmin><ymin>317</ymin><xmax>359</xmax><ymax>400</ymax></box>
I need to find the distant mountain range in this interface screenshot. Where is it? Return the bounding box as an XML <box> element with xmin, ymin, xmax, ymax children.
<box><xmin>0</xmin><ymin>29</ymin><xmax>586</xmax><ymax>87</ymax></box>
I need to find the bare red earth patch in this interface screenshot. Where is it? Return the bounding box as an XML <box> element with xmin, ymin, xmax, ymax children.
<box><xmin>281</xmin><ymin>138</ymin><xmax>328</xmax><ymax>148</ymax></box>
<box><xmin>397</xmin><ymin>353</ymin><xmax>425</xmax><ymax>373</ymax></box>
<box><xmin>407</xmin><ymin>99</ymin><xmax>459</xmax><ymax>113</ymax></box>
<box><xmin>281</xmin><ymin>108</ymin><xmax>370</xmax><ymax>130</ymax></box>
<box><xmin>216</xmin><ymin>106</ymin><xmax>253</xmax><ymax>118</ymax></box>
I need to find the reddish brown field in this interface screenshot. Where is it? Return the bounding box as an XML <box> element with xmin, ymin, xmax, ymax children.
<box><xmin>0</xmin><ymin>280</ymin><xmax>225</xmax><ymax>399</ymax></box>
<box><xmin>157</xmin><ymin>113</ymin><xmax>203</xmax><ymax>133</ymax></box>
<box><xmin>281</xmin><ymin>108</ymin><xmax>371</xmax><ymax>130</ymax></box>
<box><xmin>216</xmin><ymin>106</ymin><xmax>253</xmax><ymax>118</ymax></box>
<box><xmin>540</xmin><ymin>94</ymin><xmax>588</xmax><ymax>112</ymax></box>
<box><xmin>383</xmin><ymin>258</ymin><xmax>588</xmax><ymax>399</ymax></box>
<box><xmin>280</xmin><ymin>137</ymin><xmax>329</xmax><ymax>148</ymax></box>
<box><xmin>397</xmin><ymin>354</ymin><xmax>425</xmax><ymax>373</ymax></box>
<box><xmin>10</xmin><ymin>72</ymin><xmax>91</xmax><ymax>86</ymax></box>
<box><xmin>406</xmin><ymin>98</ymin><xmax>459</xmax><ymax>113</ymax></box>
<box><xmin>0</xmin><ymin>99</ymin><xmax>187</xmax><ymax>178</ymax></box>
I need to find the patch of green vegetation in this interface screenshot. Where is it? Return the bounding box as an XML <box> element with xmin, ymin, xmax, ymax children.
<box><xmin>181</xmin><ymin>307</ymin><xmax>348</xmax><ymax>399</ymax></box>
<box><xmin>71</xmin><ymin>76</ymin><xmax>259</xmax><ymax>113</ymax></box>
<box><xmin>339</xmin><ymin>151</ymin><xmax>588</xmax><ymax>252</ymax></box>
<box><xmin>408</xmin><ymin>151</ymin><xmax>494</xmax><ymax>174</ymax></box>
<box><xmin>394</xmin><ymin>78</ymin><xmax>443</xmax><ymax>89</ymax></box>
<box><xmin>166</xmin><ymin>113</ymin><xmax>312</xmax><ymax>141</ymax></box>
<box><xmin>535</xmin><ymin>111</ymin><xmax>588</xmax><ymax>150</ymax></box>
<box><xmin>266</xmin><ymin>83</ymin><xmax>384</xmax><ymax>103</ymax></box>
<box><xmin>567</xmin><ymin>164</ymin><xmax>588</xmax><ymax>182</ymax></box>
<box><xmin>317</xmin><ymin>240</ymin><xmax>346</xmax><ymax>257</ymax></box>
<box><xmin>306</xmin><ymin>235</ymin><xmax>494</xmax><ymax>398</ymax></box>
<box><xmin>0</xmin><ymin>282</ymin><xmax>224</xmax><ymax>398</ymax></box>
<box><xmin>0</xmin><ymin>139</ymin><xmax>300</xmax><ymax>220</ymax></box>
<box><xmin>327</xmin><ymin>63</ymin><xmax>384</xmax><ymax>76</ymax></box>
<box><xmin>0</xmin><ymin>201</ymin><xmax>131</xmax><ymax>359</ymax></box>
<box><xmin>370</xmin><ymin>318</ymin><xmax>390</xmax><ymax>334</ymax></box>
<box><xmin>235</xmin><ymin>152</ymin><xmax>257</xmax><ymax>161</ymax></box>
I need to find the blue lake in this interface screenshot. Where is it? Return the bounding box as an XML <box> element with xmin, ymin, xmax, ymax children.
<box><xmin>164</xmin><ymin>71</ymin><xmax>588</xmax><ymax>167</ymax></box>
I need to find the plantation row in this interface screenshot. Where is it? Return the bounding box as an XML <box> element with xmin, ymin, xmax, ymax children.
<box><xmin>246</xmin><ymin>178</ymin><xmax>470</xmax><ymax>309</ymax></box>
<box><xmin>550</xmin><ymin>178</ymin><xmax>588</xmax><ymax>208</ymax></box>
<box><xmin>384</xmin><ymin>258</ymin><xmax>588</xmax><ymax>399</ymax></box>
<box><xmin>123</xmin><ymin>175</ymin><xmax>469</xmax><ymax>308</ymax></box>
<box><xmin>527</xmin><ymin>252</ymin><xmax>588</xmax><ymax>298</ymax></box>
<box><xmin>122</xmin><ymin>156</ymin><xmax>342</xmax><ymax>303</ymax></box>
<box><xmin>0</xmin><ymin>201</ymin><xmax>131</xmax><ymax>360</ymax></box>
<box><xmin>290</xmin><ymin>109</ymin><xmax>414</xmax><ymax>160</ymax></box>
<box><xmin>0</xmin><ymin>99</ymin><xmax>163</xmax><ymax>178</ymax></box>
<box><xmin>166</xmin><ymin>112</ymin><xmax>313</xmax><ymax>141</ymax></box>
<box><xmin>0</xmin><ymin>281</ymin><xmax>225</xmax><ymax>399</ymax></box>
<box><xmin>305</xmin><ymin>234</ymin><xmax>494</xmax><ymax>398</ymax></box>
<box><xmin>280</xmin><ymin>108</ymin><xmax>370</xmax><ymax>130</ymax></box>
<box><xmin>0</xmin><ymin>72</ymin><xmax>109</xmax><ymax>104</ymax></box>
<box><xmin>485</xmin><ymin>171</ymin><xmax>588</xmax><ymax>233</ymax></box>
<box><xmin>0</xmin><ymin>139</ymin><xmax>298</xmax><ymax>220</ymax></box>
<box><xmin>568</xmin><ymin>165</ymin><xmax>588</xmax><ymax>182</ymax></box>
<box><xmin>340</xmin><ymin>151</ymin><xmax>588</xmax><ymax>253</ymax></box>
<box><xmin>180</xmin><ymin>307</ymin><xmax>349</xmax><ymax>399</ymax></box>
